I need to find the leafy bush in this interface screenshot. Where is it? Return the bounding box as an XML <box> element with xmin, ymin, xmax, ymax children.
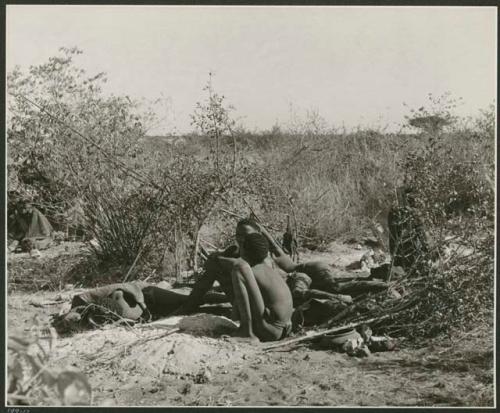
<box><xmin>7</xmin><ymin>47</ymin><xmax>149</xmax><ymax>222</ymax></box>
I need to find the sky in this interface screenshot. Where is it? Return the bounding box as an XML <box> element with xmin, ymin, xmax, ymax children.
<box><xmin>6</xmin><ymin>5</ymin><xmax>497</xmax><ymax>134</ymax></box>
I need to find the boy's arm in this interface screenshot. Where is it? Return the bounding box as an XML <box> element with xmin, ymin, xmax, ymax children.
<box><xmin>256</xmin><ymin>223</ymin><xmax>283</xmax><ymax>255</ymax></box>
<box><xmin>257</xmin><ymin>223</ymin><xmax>297</xmax><ymax>273</ymax></box>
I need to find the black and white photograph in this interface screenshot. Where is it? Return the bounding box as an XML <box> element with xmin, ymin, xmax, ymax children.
<box><xmin>5</xmin><ymin>4</ymin><xmax>496</xmax><ymax>407</ymax></box>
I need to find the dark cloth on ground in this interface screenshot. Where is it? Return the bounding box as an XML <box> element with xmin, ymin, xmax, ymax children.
<box><xmin>25</xmin><ymin>207</ymin><xmax>53</xmax><ymax>239</ymax></box>
<box><xmin>54</xmin><ymin>281</ymin><xmax>232</xmax><ymax>333</ymax></box>
<box><xmin>142</xmin><ymin>286</ymin><xmax>230</xmax><ymax>318</ymax></box>
<box><xmin>142</xmin><ymin>286</ymin><xmax>190</xmax><ymax>318</ymax></box>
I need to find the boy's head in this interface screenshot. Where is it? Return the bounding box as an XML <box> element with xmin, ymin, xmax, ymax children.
<box><xmin>242</xmin><ymin>232</ymin><xmax>269</xmax><ymax>264</ymax></box>
<box><xmin>236</xmin><ymin>218</ymin><xmax>259</xmax><ymax>231</ymax></box>
<box><xmin>235</xmin><ymin>218</ymin><xmax>260</xmax><ymax>248</ymax></box>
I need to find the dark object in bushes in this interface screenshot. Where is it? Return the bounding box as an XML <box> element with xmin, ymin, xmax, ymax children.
<box><xmin>282</xmin><ymin>215</ymin><xmax>298</xmax><ymax>259</ymax></box>
<box><xmin>369</xmin><ymin>263</ymin><xmax>406</xmax><ymax>281</ymax></box>
<box><xmin>335</xmin><ymin>280</ymin><xmax>389</xmax><ymax>296</ymax></box>
<box><xmin>388</xmin><ymin>186</ymin><xmax>432</xmax><ymax>272</ymax></box>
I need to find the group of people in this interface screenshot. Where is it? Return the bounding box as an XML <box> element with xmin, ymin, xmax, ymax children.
<box><xmin>59</xmin><ymin>190</ymin><xmax>429</xmax><ymax>342</ymax></box>
<box><xmin>169</xmin><ymin>218</ymin><xmax>372</xmax><ymax>343</ymax></box>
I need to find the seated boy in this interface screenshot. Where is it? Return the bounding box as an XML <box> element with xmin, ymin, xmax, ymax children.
<box><xmin>168</xmin><ymin>218</ymin><xmax>261</xmax><ymax>316</ymax></box>
<box><xmin>221</xmin><ymin>232</ymin><xmax>294</xmax><ymax>343</ymax></box>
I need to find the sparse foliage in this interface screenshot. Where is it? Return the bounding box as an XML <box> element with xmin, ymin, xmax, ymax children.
<box><xmin>7</xmin><ymin>47</ymin><xmax>149</xmax><ymax>223</ymax></box>
<box><xmin>191</xmin><ymin>72</ymin><xmax>237</xmax><ymax>176</ymax></box>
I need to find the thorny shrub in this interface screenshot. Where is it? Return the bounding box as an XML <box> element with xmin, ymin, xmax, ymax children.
<box><xmin>319</xmin><ymin>103</ymin><xmax>494</xmax><ymax>340</ymax></box>
<box><xmin>389</xmin><ymin>104</ymin><xmax>495</xmax><ymax>338</ymax></box>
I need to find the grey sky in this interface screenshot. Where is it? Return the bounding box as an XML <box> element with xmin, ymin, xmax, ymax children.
<box><xmin>6</xmin><ymin>5</ymin><xmax>497</xmax><ymax>134</ymax></box>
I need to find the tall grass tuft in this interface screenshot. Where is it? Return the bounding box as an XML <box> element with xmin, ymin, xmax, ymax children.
<box><xmin>82</xmin><ymin>179</ymin><xmax>170</xmax><ymax>266</ymax></box>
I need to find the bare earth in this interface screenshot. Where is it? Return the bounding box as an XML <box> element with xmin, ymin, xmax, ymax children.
<box><xmin>7</xmin><ymin>243</ymin><xmax>494</xmax><ymax>407</ymax></box>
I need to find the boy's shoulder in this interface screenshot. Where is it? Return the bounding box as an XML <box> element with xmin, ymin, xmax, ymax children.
<box><xmin>251</xmin><ymin>261</ymin><xmax>281</xmax><ymax>278</ymax></box>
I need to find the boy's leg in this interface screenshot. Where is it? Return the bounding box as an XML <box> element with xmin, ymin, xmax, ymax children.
<box><xmin>231</xmin><ymin>261</ymin><xmax>266</xmax><ymax>341</ymax></box>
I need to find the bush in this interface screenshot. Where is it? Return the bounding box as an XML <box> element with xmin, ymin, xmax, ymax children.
<box><xmin>7</xmin><ymin>47</ymin><xmax>149</xmax><ymax>223</ymax></box>
<box><xmin>324</xmin><ymin>104</ymin><xmax>495</xmax><ymax>339</ymax></box>
<box><xmin>396</xmin><ymin>111</ymin><xmax>495</xmax><ymax>336</ymax></box>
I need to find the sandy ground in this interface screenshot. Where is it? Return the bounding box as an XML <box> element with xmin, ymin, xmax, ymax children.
<box><xmin>7</xmin><ymin>242</ymin><xmax>494</xmax><ymax>407</ymax></box>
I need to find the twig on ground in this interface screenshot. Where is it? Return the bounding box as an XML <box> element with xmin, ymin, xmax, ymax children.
<box><xmin>29</xmin><ymin>300</ymin><xmax>62</xmax><ymax>307</ymax></box>
<box><xmin>263</xmin><ymin>314</ymin><xmax>391</xmax><ymax>351</ymax></box>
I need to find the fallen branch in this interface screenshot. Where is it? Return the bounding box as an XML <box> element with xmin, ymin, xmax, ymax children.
<box><xmin>29</xmin><ymin>300</ymin><xmax>62</xmax><ymax>307</ymax></box>
<box><xmin>262</xmin><ymin>314</ymin><xmax>391</xmax><ymax>352</ymax></box>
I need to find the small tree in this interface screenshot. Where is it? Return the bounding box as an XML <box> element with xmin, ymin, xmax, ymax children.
<box><xmin>403</xmin><ymin>92</ymin><xmax>462</xmax><ymax>135</ymax></box>
<box><xmin>190</xmin><ymin>72</ymin><xmax>237</xmax><ymax>177</ymax></box>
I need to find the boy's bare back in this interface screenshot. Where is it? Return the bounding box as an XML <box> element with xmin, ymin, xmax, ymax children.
<box><xmin>251</xmin><ymin>262</ymin><xmax>293</xmax><ymax>325</ymax></box>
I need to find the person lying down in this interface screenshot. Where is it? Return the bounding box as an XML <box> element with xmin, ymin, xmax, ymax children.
<box><xmin>219</xmin><ymin>232</ymin><xmax>294</xmax><ymax>343</ymax></box>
